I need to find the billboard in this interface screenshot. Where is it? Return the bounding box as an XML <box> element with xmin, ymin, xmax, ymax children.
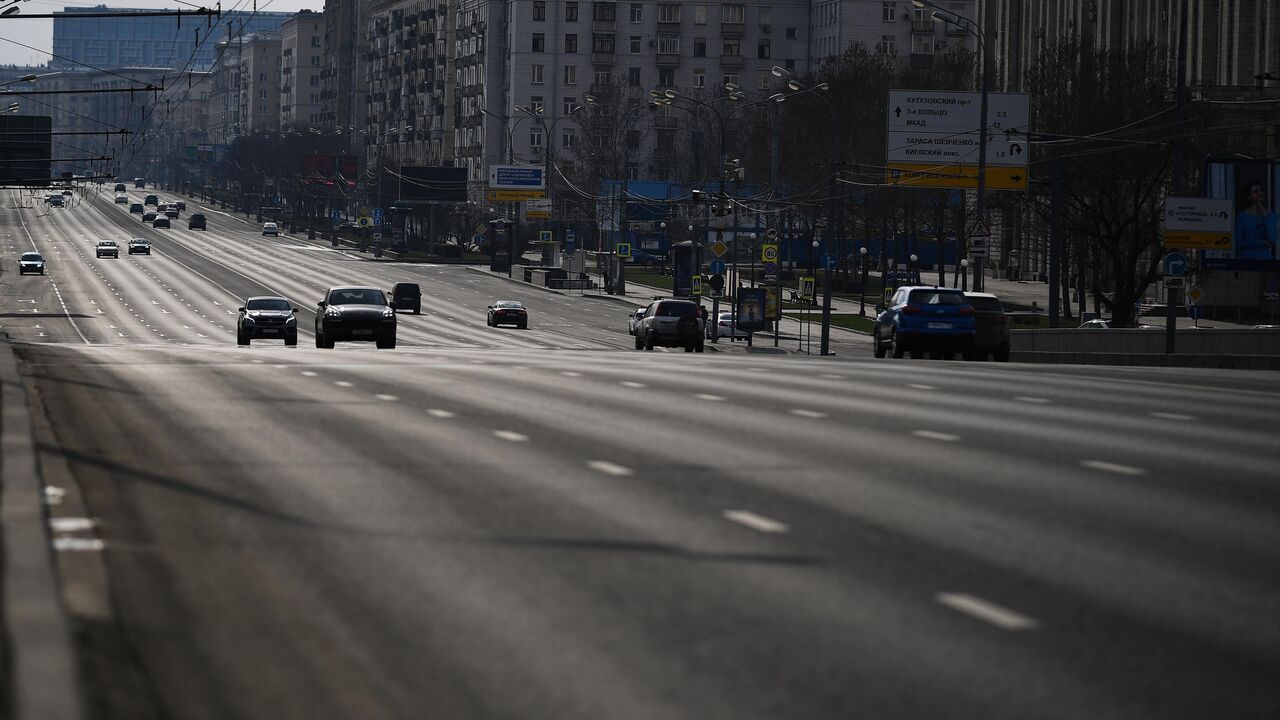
<box><xmin>398</xmin><ymin>165</ymin><xmax>468</xmax><ymax>203</ymax></box>
<box><xmin>302</xmin><ymin>154</ymin><xmax>359</xmax><ymax>179</ymax></box>
<box><xmin>1204</xmin><ymin>159</ymin><xmax>1280</xmax><ymax>270</ymax></box>
<box><xmin>0</xmin><ymin>115</ymin><xmax>52</xmax><ymax>187</ymax></box>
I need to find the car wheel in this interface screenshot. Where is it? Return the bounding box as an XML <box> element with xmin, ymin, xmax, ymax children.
<box><xmin>644</xmin><ymin>331</ymin><xmax>655</xmax><ymax>351</ymax></box>
<box><xmin>635</xmin><ymin>335</ymin><xmax>644</xmax><ymax>350</ymax></box>
<box><xmin>695</xmin><ymin>342</ymin><xmax>704</xmax><ymax>353</ymax></box>
<box><xmin>995</xmin><ymin>342</ymin><xmax>1010</xmax><ymax>362</ymax></box>
<box><xmin>285</xmin><ymin>334</ymin><xmax>297</xmax><ymax>347</ymax></box>
<box><xmin>412</xmin><ymin>308</ymin><xmax>420</xmax><ymax>315</ymax></box>
<box><xmin>873</xmin><ymin>332</ymin><xmax>887</xmax><ymax>359</ymax></box>
<box><xmin>237</xmin><ymin>332</ymin><xmax>249</xmax><ymax>346</ymax></box>
<box><xmin>684</xmin><ymin>346</ymin><xmax>693</xmax><ymax>352</ymax></box>
<box><xmin>891</xmin><ymin>332</ymin><xmax>906</xmax><ymax>359</ymax></box>
<box><xmin>974</xmin><ymin>350</ymin><xmax>989</xmax><ymax>362</ymax></box>
<box><xmin>376</xmin><ymin>335</ymin><xmax>396</xmax><ymax>349</ymax></box>
<box><xmin>518</xmin><ymin>321</ymin><xmax>527</xmax><ymax>329</ymax></box>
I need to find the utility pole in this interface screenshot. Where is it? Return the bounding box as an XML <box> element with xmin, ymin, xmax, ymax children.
<box><xmin>1166</xmin><ymin>0</ymin><xmax>1187</xmax><ymax>352</ymax></box>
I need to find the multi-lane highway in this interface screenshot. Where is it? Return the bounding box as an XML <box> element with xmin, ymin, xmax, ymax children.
<box><xmin>3</xmin><ymin>187</ymin><xmax>1279</xmax><ymax>719</ymax></box>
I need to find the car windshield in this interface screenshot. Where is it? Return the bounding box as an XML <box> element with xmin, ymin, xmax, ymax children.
<box><xmin>908</xmin><ymin>290</ymin><xmax>968</xmax><ymax>306</ymax></box>
<box><xmin>131</xmin><ymin>238</ymin><xmax>147</xmax><ymax>243</ymax></box>
<box><xmin>495</xmin><ymin>301</ymin><xmax>524</xmax><ymax>309</ymax></box>
<box><xmin>329</xmin><ymin>289</ymin><xmax>386</xmax><ymax>306</ymax></box>
<box><xmin>21</xmin><ymin>252</ymin><xmax>41</xmax><ymax>261</ymax></box>
<box><xmin>656</xmin><ymin>302</ymin><xmax>697</xmax><ymax>317</ymax></box>
<box><xmin>247</xmin><ymin>298</ymin><xmax>291</xmax><ymax>311</ymax></box>
<box><xmin>967</xmin><ymin>296</ymin><xmax>1004</xmax><ymax>312</ymax></box>
<box><xmin>99</xmin><ymin>241</ymin><xmax>115</xmax><ymax>246</ymax></box>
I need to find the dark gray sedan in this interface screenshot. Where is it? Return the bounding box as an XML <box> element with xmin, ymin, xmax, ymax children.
<box><xmin>237</xmin><ymin>296</ymin><xmax>299</xmax><ymax>346</ymax></box>
<box><xmin>315</xmin><ymin>286</ymin><xmax>397</xmax><ymax>349</ymax></box>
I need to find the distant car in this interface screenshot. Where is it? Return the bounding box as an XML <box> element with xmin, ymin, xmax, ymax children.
<box><xmin>115</xmin><ymin>194</ymin><xmax>129</xmax><ymax>204</ymax></box>
<box><xmin>114</xmin><ymin>183</ymin><xmax>127</xmax><ymax>193</ymax></box>
<box><xmin>152</xmin><ymin>216</ymin><xmax>170</xmax><ymax>229</ymax></box>
<box><xmin>486</xmin><ymin>300</ymin><xmax>528</xmax><ymax>328</ymax></box>
<box><xmin>61</xmin><ymin>189</ymin><xmax>73</xmax><ymax>196</ymax></box>
<box><xmin>964</xmin><ymin>292</ymin><xmax>1011</xmax><ymax>361</ymax></box>
<box><xmin>18</xmin><ymin>251</ymin><xmax>44</xmax><ymax>275</ymax></box>
<box><xmin>95</xmin><ymin>240</ymin><xmax>119</xmax><ymax>258</ymax></box>
<box><xmin>627</xmin><ymin>249</ymin><xmax>663</xmax><ymax>267</ymax></box>
<box><xmin>389</xmin><ymin>282</ymin><xmax>421</xmax><ymax>314</ymax></box>
<box><xmin>315</xmin><ymin>286</ymin><xmax>396</xmax><ymax>349</ymax></box>
<box><xmin>142</xmin><ymin>211</ymin><xmax>157</xmax><ymax>222</ymax></box>
<box><xmin>873</xmin><ymin>286</ymin><xmax>976</xmax><ymax>360</ymax></box>
<box><xmin>237</xmin><ymin>296</ymin><xmax>298</xmax><ymax>346</ymax></box>
<box><xmin>129</xmin><ymin>202</ymin><xmax>144</xmax><ymax>214</ymax></box>
<box><xmin>144</xmin><ymin>194</ymin><xmax>158</xmax><ymax>206</ymax></box>
<box><xmin>46</xmin><ymin>194</ymin><xmax>64</xmax><ymax>207</ymax></box>
<box><xmin>164</xmin><ymin>206</ymin><xmax>179</xmax><ymax>218</ymax></box>
<box><xmin>133</xmin><ymin>177</ymin><xmax>145</xmax><ymax>188</ymax></box>
<box><xmin>626</xmin><ymin>307</ymin><xmax>646</xmax><ymax>335</ymax></box>
<box><xmin>1078</xmin><ymin>319</ymin><xmax>1111</xmax><ymax>329</ymax></box>
<box><xmin>188</xmin><ymin>213</ymin><xmax>207</xmax><ymax>230</ymax></box>
<box><xmin>127</xmin><ymin>238</ymin><xmax>150</xmax><ymax>255</ymax></box>
<box><xmin>262</xmin><ymin>221</ymin><xmax>279</xmax><ymax>236</ymax></box>
<box><xmin>706</xmin><ymin>311</ymin><xmax>751</xmax><ymax>340</ymax></box>
<box><xmin>174</xmin><ymin>200</ymin><xmax>185</xmax><ymax>210</ymax></box>
<box><xmin>635</xmin><ymin>299</ymin><xmax>705</xmax><ymax>352</ymax></box>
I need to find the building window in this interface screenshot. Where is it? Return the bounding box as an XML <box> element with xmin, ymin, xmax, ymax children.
<box><xmin>693</xmin><ymin>69</ymin><xmax>705</xmax><ymax>87</ymax></box>
<box><xmin>311</xmin><ymin>36</ymin><xmax>320</xmax><ymax>47</ymax></box>
<box><xmin>626</xmin><ymin>162</ymin><xmax>639</xmax><ymax>180</ymax></box>
<box><xmin>693</xmin><ymin>37</ymin><xmax>706</xmax><ymax>57</ymax></box>
<box><xmin>722</xmin><ymin>4</ymin><xmax>744</xmax><ymax>23</ymax></box>
<box><xmin>595</xmin><ymin>70</ymin><xmax>612</xmax><ymax>84</ymax></box>
<box><xmin>530</xmin><ymin>130</ymin><xmax>543</xmax><ymax>148</ymax></box>
<box><xmin>694</xmin><ymin>5</ymin><xmax>707</xmax><ymax>24</ymax></box>
<box><xmin>722</xmin><ymin>73</ymin><xmax>738</xmax><ymax>86</ymax></box>
<box><xmin>659</xmin><ymin>4</ymin><xmax>679</xmax><ymax>22</ymax></box>
<box><xmin>593</xmin><ymin>33</ymin><xmax>615</xmax><ymax>53</ymax></box>
<box><xmin>759</xmin><ymin>7</ymin><xmax>771</xmax><ymax>25</ymax></box>
<box><xmin>532</xmin><ymin>64</ymin><xmax>544</xmax><ymax>84</ymax></box>
<box><xmin>593</xmin><ymin>2</ymin><xmax>615</xmax><ymax>21</ymax></box>
<box><xmin>658</xmin><ymin>35</ymin><xmax>679</xmax><ymax>54</ymax></box>
<box><xmin>630</xmin><ymin>35</ymin><xmax>642</xmax><ymax>53</ymax></box>
<box><xmin>533</xmin><ymin>1</ymin><xmax>545</xmax><ymax>20</ymax></box>
<box><xmin>564</xmin><ymin>65</ymin><xmax>577</xmax><ymax>84</ymax></box>
<box><xmin>532</xmin><ymin>33</ymin><xmax>545</xmax><ymax>52</ymax></box>
<box><xmin>564</xmin><ymin>96</ymin><xmax>577</xmax><ymax>115</ymax></box>
<box><xmin>723</xmin><ymin>39</ymin><xmax>740</xmax><ymax>56</ymax></box>
<box><xmin>259</xmin><ymin>72</ymin><xmax>267</xmax><ymax>81</ymax></box>
<box><xmin>758</xmin><ymin>72</ymin><xmax>771</xmax><ymax>89</ymax></box>
<box><xmin>627</xmin><ymin>67</ymin><xmax>641</xmax><ymax>85</ymax></box>
<box><xmin>786</xmin><ymin>26</ymin><xmax>797</xmax><ymax>39</ymax></box>
<box><xmin>529</xmin><ymin>96</ymin><xmax>544</xmax><ymax>113</ymax></box>
<box><xmin>565</xmin><ymin>33</ymin><xmax>578</xmax><ymax>52</ymax></box>
<box><xmin>562</xmin><ymin>127</ymin><xmax>577</xmax><ymax>148</ymax></box>
<box><xmin>658</xmin><ymin>67</ymin><xmax>675</xmax><ymax>86</ymax></box>
<box><xmin>630</xmin><ymin>3</ymin><xmax>643</xmax><ymax>22</ymax></box>
<box><xmin>258</xmin><ymin>89</ymin><xmax>267</xmax><ymax>99</ymax></box>
<box><xmin>566</xmin><ymin>2</ymin><xmax>578</xmax><ymax>21</ymax></box>
<box><xmin>757</xmin><ymin>40</ymin><xmax>770</xmax><ymax>58</ymax></box>
<box><xmin>881</xmin><ymin>34</ymin><xmax>896</xmax><ymax>54</ymax></box>
<box><xmin>882</xmin><ymin>2</ymin><xmax>895</xmax><ymax>22</ymax></box>
<box><xmin>911</xmin><ymin>33</ymin><xmax>933</xmax><ymax>54</ymax></box>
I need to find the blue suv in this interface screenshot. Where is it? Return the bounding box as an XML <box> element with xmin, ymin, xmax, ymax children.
<box><xmin>873</xmin><ymin>286</ymin><xmax>976</xmax><ymax>360</ymax></box>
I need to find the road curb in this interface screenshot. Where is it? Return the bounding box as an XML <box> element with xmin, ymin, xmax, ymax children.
<box><xmin>0</xmin><ymin>332</ymin><xmax>84</xmax><ymax>720</ymax></box>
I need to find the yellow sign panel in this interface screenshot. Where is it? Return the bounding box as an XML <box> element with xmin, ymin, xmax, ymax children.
<box><xmin>886</xmin><ymin>163</ymin><xmax>1028</xmax><ymax>191</ymax></box>
<box><xmin>1188</xmin><ymin>286</ymin><xmax>1204</xmax><ymax>304</ymax></box>
<box><xmin>1162</xmin><ymin>230</ymin><xmax>1232</xmax><ymax>250</ymax></box>
<box><xmin>761</xmin><ymin>242</ymin><xmax>778</xmax><ymax>263</ymax></box>
<box><xmin>487</xmin><ymin>189</ymin><xmax>546</xmax><ymax>201</ymax></box>
<box><xmin>525</xmin><ymin>209</ymin><xmax>551</xmax><ymax>219</ymax></box>
<box><xmin>691</xmin><ymin>275</ymin><xmax>703</xmax><ymax>296</ymax></box>
<box><xmin>711</xmin><ymin>241</ymin><xmax>729</xmax><ymax>258</ymax></box>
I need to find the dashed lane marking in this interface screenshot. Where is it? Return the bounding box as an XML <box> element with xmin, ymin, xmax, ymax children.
<box><xmin>937</xmin><ymin>593</ymin><xmax>1039</xmax><ymax>631</ymax></box>
<box><xmin>493</xmin><ymin>430</ymin><xmax>528</xmax><ymax>442</ymax></box>
<box><xmin>912</xmin><ymin>430</ymin><xmax>961</xmax><ymax>442</ymax></box>
<box><xmin>723</xmin><ymin>510</ymin><xmax>789</xmax><ymax>534</ymax></box>
<box><xmin>587</xmin><ymin>461</ymin><xmax>633</xmax><ymax>477</ymax></box>
<box><xmin>1081</xmin><ymin>460</ymin><xmax>1147</xmax><ymax>476</ymax></box>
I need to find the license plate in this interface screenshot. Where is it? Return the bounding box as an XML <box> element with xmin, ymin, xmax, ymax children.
<box><xmin>352</xmin><ymin>329</ymin><xmax>372</xmax><ymax>335</ymax></box>
<box><xmin>261</xmin><ymin>328</ymin><xmax>278</xmax><ymax>334</ymax></box>
<box><xmin>928</xmin><ymin>322</ymin><xmax>952</xmax><ymax>329</ymax></box>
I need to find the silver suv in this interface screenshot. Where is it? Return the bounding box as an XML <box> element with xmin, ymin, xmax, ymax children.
<box><xmin>635</xmin><ymin>299</ymin><xmax>705</xmax><ymax>352</ymax></box>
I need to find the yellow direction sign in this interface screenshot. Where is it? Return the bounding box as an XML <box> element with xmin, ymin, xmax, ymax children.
<box><xmin>1162</xmin><ymin>230</ymin><xmax>1231</xmax><ymax>250</ymax></box>
<box><xmin>711</xmin><ymin>241</ymin><xmax>729</xmax><ymax>258</ymax></box>
<box><xmin>885</xmin><ymin>163</ymin><xmax>1028</xmax><ymax>191</ymax></box>
<box><xmin>487</xmin><ymin>189</ymin><xmax>546</xmax><ymax>202</ymax></box>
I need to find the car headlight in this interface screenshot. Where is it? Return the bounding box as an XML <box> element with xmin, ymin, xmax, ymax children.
<box><xmin>382</xmin><ymin>308</ymin><xmax>395</xmax><ymax>320</ymax></box>
<box><xmin>325</xmin><ymin>307</ymin><xmax>342</xmax><ymax>318</ymax></box>
<box><xmin>242</xmin><ymin>316</ymin><xmax>256</xmax><ymax>326</ymax></box>
<box><xmin>285</xmin><ymin>315</ymin><xmax>296</xmax><ymax>326</ymax></box>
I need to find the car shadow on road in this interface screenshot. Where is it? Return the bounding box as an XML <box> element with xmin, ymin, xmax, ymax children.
<box><xmin>0</xmin><ymin>313</ymin><xmax>95</xmax><ymax>319</ymax></box>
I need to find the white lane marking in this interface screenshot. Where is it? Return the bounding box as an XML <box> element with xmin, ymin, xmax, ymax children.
<box><xmin>819</xmin><ymin>374</ymin><xmax>845</xmax><ymax>380</ymax></box>
<box><xmin>912</xmin><ymin>430</ymin><xmax>961</xmax><ymax>442</ymax></box>
<box><xmin>560</xmin><ymin>371</ymin><xmax>583</xmax><ymax>377</ymax></box>
<box><xmin>301</xmin><ymin>371</ymin><xmax>318</xmax><ymax>377</ymax></box>
<box><xmin>335</xmin><ymin>381</ymin><xmax>354</xmax><ymax>388</ymax></box>
<box><xmin>789</xmin><ymin>409</ymin><xmax>828</xmax><ymax>419</ymax></box>
<box><xmin>587</xmin><ymin>461</ymin><xmax>633</xmax><ymax>477</ymax></box>
<box><xmin>493</xmin><ymin>430</ymin><xmax>528</xmax><ymax>442</ymax></box>
<box><xmin>1015</xmin><ymin>396</ymin><xmax>1052</xmax><ymax>404</ymax></box>
<box><xmin>937</xmin><ymin>593</ymin><xmax>1039</xmax><ymax>631</ymax></box>
<box><xmin>375</xmin><ymin>394</ymin><xmax>398</xmax><ymax>401</ymax></box>
<box><xmin>906</xmin><ymin>383</ymin><xmax>937</xmax><ymax>391</ymax></box>
<box><xmin>427</xmin><ymin>409</ymin><xmax>455</xmax><ymax>418</ymax></box>
<box><xmin>695</xmin><ymin>393</ymin><xmax>726</xmax><ymax>402</ymax></box>
<box><xmin>1081</xmin><ymin>460</ymin><xmax>1147</xmax><ymax>476</ymax></box>
<box><xmin>621</xmin><ymin>381</ymin><xmax>646</xmax><ymax>388</ymax></box>
<box><xmin>49</xmin><ymin>517</ymin><xmax>95</xmax><ymax>533</ymax></box>
<box><xmin>53</xmin><ymin>538</ymin><xmax>105</xmax><ymax>552</ymax></box>
<box><xmin>1150</xmin><ymin>411</ymin><xmax>1194</xmax><ymax>421</ymax></box>
<box><xmin>723</xmin><ymin>510</ymin><xmax>789</xmax><ymax>534</ymax></box>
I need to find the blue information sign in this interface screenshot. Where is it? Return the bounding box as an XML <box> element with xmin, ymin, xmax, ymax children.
<box><xmin>1164</xmin><ymin>251</ymin><xmax>1188</xmax><ymax>277</ymax></box>
<box><xmin>823</xmin><ymin>253</ymin><xmax>838</xmax><ymax>271</ymax></box>
<box><xmin>709</xmin><ymin>259</ymin><xmax>726</xmax><ymax>274</ymax></box>
<box><xmin>1187</xmin><ymin>304</ymin><xmax>1203</xmax><ymax>320</ymax></box>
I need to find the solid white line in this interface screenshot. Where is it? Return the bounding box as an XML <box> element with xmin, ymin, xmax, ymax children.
<box><xmin>1014</xmin><ymin>396</ymin><xmax>1052</xmax><ymax>404</ymax></box>
<box><xmin>937</xmin><ymin>593</ymin><xmax>1039</xmax><ymax>631</ymax></box>
<box><xmin>375</xmin><ymin>394</ymin><xmax>398</xmax><ymax>401</ymax></box>
<box><xmin>789</xmin><ymin>409</ymin><xmax>828</xmax><ymax>418</ymax></box>
<box><xmin>1149</xmin><ymin>411</ymin><xmax>1194</xmax><ymax>421</ymax></box>
<box><xmin>695</xmin><ymin>393</ymin><xmax>726</xmax><ymax>402</ymax></box>
<box><xmin>587</xmin><ymin>461</ymin><xmax>633</xmax><ymax>476</ymax></box>
<box><xmin>427</xmin><ymin>409</ymin><xmax>455</xmax><ymax>418</ymax></box>
<box><xmin>493</xmin><ymin>430</ymin><xmax>528</xmax><ymax>442</ymax></box>
<box><xmin>1081</xmin><ymin>460</ymin><xmax>1147</xmax><ymax>476</ymax></box>
<box><xmin>49</xmin><ymin>517</ymin><xmax>95</xmax><ymax>533</ymax></box>
<box><xmin>723</xmin><ymin>510</ymin><xmax>789</xmax><ymax>534</ymax></box>
<box><xmin>912</xmin><ymin>430</ymin><xmax>961</xmax><ymax>442</ymax></box>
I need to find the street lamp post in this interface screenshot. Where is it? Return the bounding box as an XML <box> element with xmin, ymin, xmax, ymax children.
<box><xmin>960</xmin><ymin>258</ymin><xmax>969</xmax><ymax>291</ymax></box>
<box><xmin>914</xmin><ymin>0</ymin><xmax>987</xmax><ymax>292</ymax></box>
<box><xmin>859</xmin><ymin>246</ymin><xmax>869</xmax><ymax>316</ymax></box>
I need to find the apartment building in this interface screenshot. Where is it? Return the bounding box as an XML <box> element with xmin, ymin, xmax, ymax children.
<box><xmin>208</xmin><ymin>38</ymin><xmax>246</xmax><ymax>146</ymax></box>
<box><xmin>321</xmin><ymin>0</ymin><xmax>370</xmax><ymax>134</ymax></box>
<box><xmin>238</xmin><ymin>32</ymin><xmax>283</xmax><ymax>134</ymax></box>
<box><xmin>281</xmin><ymin>11</ymin><xmax>326</xmax><ymax>129</ymax></box>
<box><xmin>810</xmin><ymin>1</ymin><xmax>977</xmax><ymax>67</ymax></box>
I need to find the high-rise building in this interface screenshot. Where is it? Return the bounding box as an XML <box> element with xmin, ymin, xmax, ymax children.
<box><xmin>320</xmin><ymin>0</ymin><xmax>370</xmax><ymax>135</ymax></box>
<box><xmin>52</xmin><ymin>6</ymin><xmax>293</xmax><ymax>71</ymax></box>
<box><xmin>281</xmin><ymin>10</ymin><xmax>326</xmax><ymax>129</ymax></box>
<box><xmin>239</xmin><ymin>32</ymin><xmax>283</xmax><ymax>134</ymax></box>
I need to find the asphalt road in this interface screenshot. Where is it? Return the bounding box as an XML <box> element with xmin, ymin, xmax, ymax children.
<box><xmin>3</xmin><ymin>188</ymin><xmax>1280</xmax><ymax>719</ymax></box>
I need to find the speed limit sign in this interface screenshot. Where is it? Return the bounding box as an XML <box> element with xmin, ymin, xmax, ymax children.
<box><xmin>761</xmin><ymin>243</ymin><xmax>778</xmax><ymax>263</ymax></box>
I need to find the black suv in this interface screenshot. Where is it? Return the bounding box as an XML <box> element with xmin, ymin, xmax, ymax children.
<box><xmin>965</xmin><ymin>292</ymin><xmax>1011</xmax><ymax>361</ymax></box>
<box><xmin>128</xmin><ymin>238</ymin><xmax>150</xmax><ymax>255</ymax></box>
<box><xmin>315</xmin><ymin>286</ymin><xmax>397</xmax><ymax>349</ymax></box>
<box><xmin>237</xmin><ymin>296</ymin><xmax>298</xmax><ymax>346</ymax></box>
<box><xmin>188</xmin><ymin>213</ymin><xmax>207</xmax><ymax>230</ymax></box>
<box><xmin>635</xmin><ymin>299</ymin><xmax>705</xmax><ymax>352</ymax></box>
<box><xmin>389</xmin><ymin>282</ymin><xmax>421</xmax><ymax>314</ymax></box>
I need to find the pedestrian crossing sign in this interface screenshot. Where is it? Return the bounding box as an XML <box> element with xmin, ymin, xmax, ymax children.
<box><xmin>617</xmin><ymin>243</ymin><xmax>631</xmax><ymax>257</ymax></box>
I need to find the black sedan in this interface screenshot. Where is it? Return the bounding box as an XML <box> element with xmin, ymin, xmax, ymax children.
<box><xmin>486</xmin><ymin>300</ymin><xmax>528</xmax><ymax>328</ymax></box>
<box><xmin>237</xmin><ymin>296</ymin><xmax>299</xmax><ymax>346</ymax></box>
<box><xmin>315</xmin><ymin>286</ymin><xmax>397</xmax><ymax>349</ymax></box>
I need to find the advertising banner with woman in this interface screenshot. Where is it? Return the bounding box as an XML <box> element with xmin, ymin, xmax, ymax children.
<box><xmin>1205</xmin><ymin>159</ymin><xmax>1280</xmax><ymax>270</ymax></box>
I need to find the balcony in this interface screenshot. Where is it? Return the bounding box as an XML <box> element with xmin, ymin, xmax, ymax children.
<box><xmin>721</xmin><ymin>20</ymin><xmax>744</xmax><ymax>35</ymax></box>
<box><xmin>654</xmin><ymin>115</ymin><xmax>678</xmax><ymax>128</ymax></box>
<box><xmin>720</xmin><ymin>54</ymin><xmax>743</xmax><ymax>68</ymax></box>
<box><xmin>656</xmin><ymin>52</ymin><xmax>679</xmax><ymax>66</ymax></box>
<box><xmin>592</xmin><ymin>51</ymin><xmax>615</xmax><ymax>64</ymax></box>
<box><xmin>912</xmin><ymin>19</ymin><xmax>935</xmax><ymax>32</ymax></box>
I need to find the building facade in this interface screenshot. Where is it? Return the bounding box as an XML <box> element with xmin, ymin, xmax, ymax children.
<box><xmin>810</xmin><ymin>0</ymin><xmax>977</xmax><ymax>67</ymax></box>
<box><xmin>321</xmin><ymin>0</ymin><xmax>370</xmax><ymax>136</ymax></box>
<box><xmin>281</xmin><ymin>11</ymin><xmax>326</xmax><ymax>129</ymax></box>
<box><xmin>238</xmin><ymin>33</ymin><xmax>283</xmax><ymax>135</ymax></box>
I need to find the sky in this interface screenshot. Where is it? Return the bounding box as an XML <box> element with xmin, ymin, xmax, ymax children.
<box><xmin>0</xmin><ymin>0</ymin><xmax>321</xmax><ymax>66</ymax></box>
